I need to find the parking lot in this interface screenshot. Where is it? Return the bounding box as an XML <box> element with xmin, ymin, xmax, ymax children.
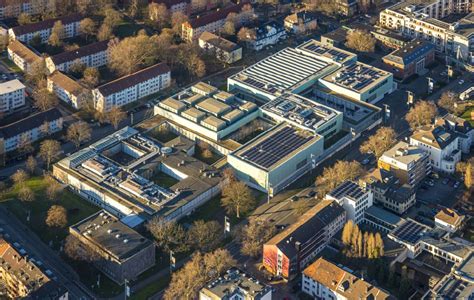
<box><xmin>417</xmin><ymin>173</ymin><xmax>463</xmax><ymax>207</ymax></box>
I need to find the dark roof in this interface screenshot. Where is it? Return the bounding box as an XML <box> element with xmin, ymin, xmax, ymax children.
<box><xmin>97</xmin><ymin>63</ymin><xmax>170</xmax><ymax>97</ymax></box>
<box><xmin>383</xmin><ymin>40</ymin><xmax>435</xmax><ymax>65</ymax></box>
<box><xmin>255</xmin><ymin>20</ymin><xmax>285</xmax><ymax>40</ymax></box>
<box><xmin>188</xmin><ymin>3</ymin><xmax>245</xmax><ymax>28</ymax></box>
<box><xmin>199</xmin><ymin>31</ymin><xmax>241</xmax><ymax>52</ymax></box>
<box><xmin>0</xmin><ymin>108</ymin><xmax>62</xmax><ymax>139</ymax></box>
<box><xmin>50</xmin><ymin>40</ymin><xmax>110</xmax><ymax>65</ymax></box>
<box><xmin>28</xmin><ymin>281</ymin><xmax>68</xmax><ymax>300</ymax></box>
<box><xmin>328</xmin><ymin>181</ymin><xmax>366</xmax><ymax>200</ymax></box>
<box><xmin>151</xmin><ymin>0</ymin><xmax>190</xmax><ymax>9</ymax></box>
<box><xmin>11</xmin><ymin>14</ymin><xmax>82</xmax><ymax>36</ymax></box>
<box><xmin>322</xmin><ymin>27</ymin><xmax>349</xmax><ymax>43</ymax></box>
<box><xmin>266</xmin><ymin>200</ymin><xmax>345</xmax><ymax>258</ymax></box>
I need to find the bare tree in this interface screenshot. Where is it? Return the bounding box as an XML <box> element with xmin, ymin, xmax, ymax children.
<box><xmin>171</xmin><ymin>11</ymin><xmax>188</xmax><ymax>34</ymax></box>
<box><xmin>34</xmin><ymin>86</ymin><xmax>58</xmax><ymax>111</ymax></box>
<box><xmin>147</xmin><ymin>217</ymin><xmax>188</xmax><ymax>253</ymax></box>
<box><xmin>81</xmin><ymin>67</ymin><xmax>100</xmax><ymax>88</ymax></box>
<box><xmin>107</xmin><ymin>106</ymin><xmax>126</xmax><ymax>129</ymax></box>
<box><xmin>39</xmin><ymin>139</ymin><xmax>61</xmax><ymax>170</ymax></box>
<box><xmin>103</xmin><ymin>7</ymin><xmax>122</xmax><ymax>28</ymax></box>
<box><xmin>67</xmin><ymin>121</ymin><xmax>92</xmax><ymax>148</ymax></box>
<box><xmin>11</xmin><ymin>169</ymin><xmax>29</xmax><ymax>188</ymax></box>
<box><xmin>240</xmin><ymin>219</ymin><xmax>276</xmax><ymax>257</ymax></box>
<box><xmin>18</xmin><ymin>13</ymin><xmax>33</xmax><ymax>25</ymax></box>
<box><xmin>97</xmin><ymin>23</ymin><xmax>114</xmax><ymax>41</ymax></box>
<box><xmin>45</xmin><ymin>205</ymin><xmax>68</xmax><ymax>228</ymax></box>
<box><xmin>45</xmin><ymin>175</ymin><xmax>63</xmax><ymax>200</ymax></box>
<box><xmin>316</xmin><ymin>160</ymin><xmax>363</xmax><ymax>197</ymax></box>
<box><xmin>360</xmin><ymin>127</ymin><xmax>396</xmax><ymax>158</ymax></box>
<box><xmin>64</xmin><ymin>234</ymin><xmax>100</xmax><ymax>262</ymax></box>
<box><xmin>405</xmin><ymin>100</ymin><xmax>437</xmax><ymax>129</ymax></box>
<box><xmin>69</xmin><ymin>59</ymin><xmax>86</xmax><ymax>75</ymax></box>
<box><xmin>79</xmin><ymin>18</ymin><xmax>97</xmax><ymax>42</ymax></box>
<box><xmin>148</xmin><ymin>3</ymin><xmax>169</xmax><ymax>29</ymax></box>
<box><xmin>345</xmin><ymin>30</ymin><xmax>376</xmax><ymax>52</ymax></box>
<box><xmin>186</xmin><ymin>220</ymin><xmax>222</xmax><ymax>252</ymax></box>
<box><xmin>438</xmin><ymin>91</ymin><xmax>460</xmax><ymax>114</ymax></box>
<box><xmin>221</xmin><ymin>180</ymin><xmax>254</xmax><ymax>218</ymax></box>
<box><xmin>27</xmin><ymin>58</ymin><xmax>48</xmax><ymax>85</ymax></box>
<box><xmin>48</xmin><ymin>21</ymin><xmax>65</xmax><ymax>47</ymax></box>
<box><xmin>26</xmin><ymin>156</ymin><xmax>38</xmax><ymax>175</ymax></box>
<box><xmin>237</xmin><ymin>27</ymin><xmax>256</xmax><ymax>42</ymax></box>
<box><xmin>18</xmin><ymin>186</ymin><xmax>35</xmax><ymax>202</ymax></box>
<box><xmin>164</xmin><ymin>249</ymin><xmax>236</xmax><ymax>300</ymax></box>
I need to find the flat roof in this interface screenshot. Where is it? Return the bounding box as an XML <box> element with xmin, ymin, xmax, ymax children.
<box><xmin>70</xmin><ymin>210</ymin><xmax>152</xmax><ymax>260</ymax></box>
<box><xmin>230</xmin><ymin>47</ymin><xmax>333</xmax><ymax>95</ymax></box>
<box><xmin>321</xmin><ymin>62</ymin><xmax>391</xmax><ymax>93</ymax></box>
<box><xmin>365</xmin><ymin>205</ymin><xmax>403</xmax><ymax>226</ymax></box>
<box><xmin>196</xmin><ymin>97</ymin><xmax>231</xmax><ymax>116</ymax></box>
<box><xmin>389</xmin><ymin>218</ymin><xmax>430</xmax><ymax>245</ymax></box>
<box><xmin>0</xmin><ymin>79</ymin><xmax>25</xmax><ymax>94</ymax></box>
<box><xmin>380</xmin><ymin>141</ymin><xmax>428</xmax><ymax>166</ymax></box>
<box><xmin>296</xmin><ymin>39</ymin><xmax>357</xmax><ymax>65</ymax></box>
<box><xmin>328</xmin><ymin>181</ymin><xmax>366</xmax><ymax>200</ymax></box>
<box><xmin>233</xmin><ymin>123</ymin><xmax>319</xmax><ymax>170</ymax></box>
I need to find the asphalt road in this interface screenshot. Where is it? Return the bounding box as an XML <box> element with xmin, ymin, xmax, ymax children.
<box><xmin>0</xmin><ymin>206</ymin><xmax>94</xmax><ymax>299</ymax></box>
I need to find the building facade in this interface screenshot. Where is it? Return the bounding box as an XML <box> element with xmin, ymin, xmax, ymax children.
<box><xmin>284</xmin><ymin>11</ymin><xmax>317</xmax><ymax>34</ymax></box>
<box><xmin>409</xmin><ymin>125</ymin><xmax>462</xmax><ymax>173</ymax></box>
<box><xmin>435</xmin><ymin>208</ymin><xmax>465</xmax><ymax>233</ymax></box>
<box><xmin>8</xmin><ymin>14</ymin><xmax>82</xmax><ymax>43</ymax></box>
<box><xmin>302</xmin><ymin>258</ymin><xmax>392</xmax><ymax>300</ymax></box>
<box><xmin>437</xmin><ymin>114</ymin><xmax>474</xmax><ymax>154</ymax></box>
<box><xmin>325</xmin><ymin>180</ymin><xmax>373</xmax><ymax>224</ymax></box>
<box><xmin>0</xmin><ymin>108</ymin><xmax>63</xmax><ymax>154</ymax></box>
<box><xmin>69</xmin><ymin>210</ymin><xmax>155</xmax><ymax>284</ymax></box>
<box><xmin>47</xmin><ymin>71</ymin><xmax>87</xmax><ymax>109</ymax></box>
<box><xmin>93</xmin><ymin>63</ymin><xmax>171</xmax><ymax>112</ymax></box>
<box><xmin>378</xmin><ymin>141</ymin><xmax>431</xmax><ymax>188</ymax></box>
<box><xmin>246</xmin><ymin>21</ymin><xmax>287</xmax><ymax>51</ymax></box>
<box><xmin>198</xmin><ymin>31</ymin><xmax>242</xmax><ymax>64</ymax></box>
<box><xmin>262</xmin><ymin>200</ymin><xmax>346</xmax><ymax>280</ymax></box>
<box><xmin>0</xmin><ymin>79</ymin><xmax>25</xmax><ymax>113</ymax></box>
<box><xmin>7</xmin><ymin>40</ymin><xmax>41</xmax><ymax>72</ymax></box>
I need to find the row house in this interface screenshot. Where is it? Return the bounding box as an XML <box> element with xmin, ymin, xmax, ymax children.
<box><xmin>0</xmin><ymin>0</ymin><xmax>49</xmax><ymax>20</ymax></box>
<box><xmin>8</xmin><ymin>13</ymin><xmax>82</xmax><ymax>43</ymax></box>
<box><xmin>46</xmin><ymin>40</ymin><xmax>110</xmax><ymax>73</ymax></box>
<box><xmin>0</xmin><ymin>108</ymin><xmax>63</xmax><ymax>154</ymax></box>
<box><xmin>262</xmin><ymin>200</ymin><xmax>346</xmax><ymax>280</ymax></box>
<box><xmin>7</xmin><ymin>39</ymin><xmax>41</xmax><ymax>72</ymax></box>
<box><xmin>93</xmin><ymin>63</ymin><xmax>171</xmax><ymax>112</ymax></box>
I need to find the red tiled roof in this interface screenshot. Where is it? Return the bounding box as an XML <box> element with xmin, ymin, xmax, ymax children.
<box><xmin>187</xmin><ymin>3</ymin><xmax>245</xmax><ymax>28</ymax></box>
<box><xmin>11</xmin><ymin>13</ymin><xmax>82</xmax><ymax>36</ymax></box>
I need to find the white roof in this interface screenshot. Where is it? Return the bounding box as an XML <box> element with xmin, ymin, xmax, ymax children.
<box><xmin>0</xmin><ymin>79</ymin><xmax>25</xmax><ymax>95</ymax></box>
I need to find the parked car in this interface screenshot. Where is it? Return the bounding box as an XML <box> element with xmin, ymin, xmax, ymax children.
<box><xmin>454</xmin><ymin>181</ymin><xmax>460</xmax><ymax>189</ymax></box>
<box><xmin>442</xmin><ymin>178</ymin><xmax>449</xmax><ymax>185</ymax></box>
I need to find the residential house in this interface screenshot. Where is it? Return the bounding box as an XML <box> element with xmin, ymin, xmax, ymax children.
<box><xmin>371</xmin><ymin>27</ymin><xmax>413</xmax><ymax>49</ymax></box>
<box><xmin>151</xmin><ymin>0</ymin><xmax>190</xmax><ymax>14</ymax></box>
<box><xmin>93</xmin><ymin>63</ymin><xmax>171</xmax><ymax>112</ymax></box>
<box><xmin>302</xmin><ymin>258</ymin><xmax>393</xmax><ymax>300</ymax></box>
<box><xmin>8</xmin><ymin>13</ymin><xmax>82</xmax><ymax>43</ymax></box>
<box><xmin>325</xmin><ymin>180</ymin><xmax>373</xmax><ymax>224</ymax></box>
<box><xmin>47</xmin><ymin>71</ymin><xmax>87</xmax><ymax>109</ymax></box>
<box><xmin>0</xmin><ymin>79</ymin><xmax>25</xmax><ymax>113</ymax></box>
<box><xmin>262</xmin><ymin>200</ymin><xmax>346</xmax><ymax>280</ymax></box>
<box><xmin>245</xmin><ymin>21</ymin><xmax>286</xmax><ymax>51</ymax></box>
<box><xmin>0</xmin><ymin>238</ymin><xmax>68</xmax><ymax>299</ymax></box>
<box><xmin>410</xmin><ymin>125</ymin><xmax>462</xmax><ymax>173</ymax></box>
<box><xmin>45</xmin><ymin>40</ymin><xmax>110</xmax><ymax>73</ymax></box>
<box><xmin>435</xmin><ymin>208</ymin><xmax>465</xmax><ymax>233</ymax></box>
<box><xmin>0</xmin><ymin>108</ymin><xmax>63</xmax><ymax>154</ymax></box>
<box><xmin>181</xmin><ymin>3</ymin><xmax>248</xmax><ymax>42</ymax></box>
<box><xmin>382</xmin><ymin>40</ymin><xmax>435</xmax><ymax>80</ymax></box>
<box><xmin>436</xmin><ymin>114</ymin><xmax>474</xmax><ymax>153</ymax></box>
<box><xmin>198</xmin><ymin>31</ymin><xmax>242</xmax><ymax>64</ymax></box>
<box><xmin>7</xmin><ymin>39</ymin><xmax>41</xmax><ymax>72</ymax></box>
<box><xmin>378</xmin><ymin>141</ymin><xmax>431</xmax><ymax>188</ymax></box>
<box><xmin>69</xmin><ymin>210</ymin><xmax>155</xmax><ymax>284</ymax></box>
<box><xmin>284</xmin><ymin>11</ymin><xmax>317</xmax><ymax>34</ymax></box>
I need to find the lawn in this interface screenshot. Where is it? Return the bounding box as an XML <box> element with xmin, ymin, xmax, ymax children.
<box><xmin>0</xmin><ymin>176</ymin><xmax>99</xmax><ymax>250</ymax></box>
<box><xmin>1</xmin><ymin>58</ymin><xmax>22</xmax><ymax>73</ymax></box>
<box><xmin>150</xmin><ymin>172</ymin><xmax>179</xmax><ymax>188</ymax></box>
<box><xmin>131</xmin><ymin>275</ymin><xmax>170</xmax><ymax>300</ymax></box>
<box><xmin>461</xmin><ymin>106</ymin><xmax>474</xmax><ymax>126</ymax></box>
<box><xmin>194</xmin><ymin>144</ymin><xmax>223</xmax><ymax>165</ymax></box>
<box><xmin>115</xmin><ymin>19</ymin><xmax>146</xmax><ymax>38</ymax></box>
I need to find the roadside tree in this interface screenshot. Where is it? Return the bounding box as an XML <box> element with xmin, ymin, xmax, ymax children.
<box><xmin>45</xmin><ymin>205</ymin><xmax>68</xmax><ymax>228</ymax></box>
<box><xmin>39</xmin><ymin>139</ymin><xmax>61</xmax><ymax>170</ymax></box>
<box><xmin>360</xmin><ymin>127</ymin><xmax>396</xmax><ymax>158</ymax></box>
<box><xmin>405</xmin><ymin>100</ymin><xmax>437</xmax><ymax>129</ymax></box>
<box><xmin>221</xmin><ymin>180</ymin><xmax>254</xmax><ymax>218</ymax></box>
<box><xmin>186</xmin><ymin>220</ymin><xmax>222</xmax><ymax>252</ymax></box>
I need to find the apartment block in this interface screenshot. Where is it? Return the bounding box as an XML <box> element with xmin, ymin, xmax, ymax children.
<box><xmin>284</xmin><ymin>11</ymin><xmax>317</xmax><ymax>34</ymax></box>
<box><xmin>302</xmin><ymin>258</ymin><xmax>392</xmax><ymax>300</ymax></box>
<box><xmin>47</xmin><ymin>71</ymin><xmax>87</xmax><ymax>109</ymax></box>
<box><xmin>46</xmin><ymin>40</ymin><xmax>110</xmax><ymax>73</ymax></box>
<box><xmin>246</xmin><ymin>21</ymin><xmax>287</xmax><ymax>51</ymax></box>
<box><xmin>199</xmin><ymin>31</ymin><xmax>242</xmax><ymax>64</ymax></box>
<box><xmin>200</xmin><ymin>268</ymin><xmax>272</xmax><ymax>300</ymax></box>
<box><xmin>69</xmin><ymin>210</ymin><xmax>155</xmax><ymax>284</ymax></box>
<box><xmin>0</xmin><ymin>79</ymin><xmax>25</xmax><ymax>113</ymax></box>
<box><xmin>379</xmin><ymin>1</ymin><xmax>473</xmax><ymax>67</ymax></box>
<box><xmin>93</xmin><ymin>63</ymin><xmax>171</xmax><ymax>112</ymax></box>
<box><xmin>0</xmin><ymin>0</ymin><xmax>48</xmax><ymax>20</ymax></box>
<box><xmin>0</xmin><ymin>239</ymin><xmax>68</xmax><ymax>299</ymax></box>
<box><xmin>436</xmin><ymin>114</ymin><xmax>474</xmax><ymax>153</ymax></box>
<box><xmin>7</xmin><ymin>39</ymin><xmax>41</xmax><ymax>72</ymax></box>
<box><xmin>0</xmin><ymin>108</ymin><xmax>63</xmax><ymax>154</ymax></box>
<box><xmin>325</xmin><ymin>181</ymin><xmax>373</xmax><ymax>224</ymax></box>
<box><xmin>378</xmin><ymin>141</ymin><xmax>431</xmax><ymax>187</ymax></box>
<box><xmin>262</xmin><ymin>200</ymin><xmax>346</xmax><ymax>280</ymax></box>
<box><xmin>410</xmin><ymin>125</ymin><xmax>462</xmax><ymax>173</ymax></box>
<box><xmin>181</xmin><ymin>3</ymin><xmax>247</xmax><ymax>42</ymax></box>
<box><xmin>151</xmin><ymin>0</ymin><xmax>190</xmax><ymax>14</ymax></box>
<box><xmin>8</xmin><ymin>13</ymin><xmax>82</xmax><ymax>43</ymax></box>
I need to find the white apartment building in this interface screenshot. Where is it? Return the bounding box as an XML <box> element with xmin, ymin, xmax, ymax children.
<box><xmin>93</xmin><ymin>63</ymin><xmax>171</xmax><ymax>112</ymax></box>
<box><xmin>0</xmin><ymin>79</ymin><xmax>25</xmax><ymax>113</ymax></box>
<box><xmin>437</xmin><ymin>114</ymin><xmax>474</xmax><ymax>154</ymax></box>
<box><xmin>46</xmin><ymin>40</ymin><xmax>110</xmax><ymax>73</ymax></box>
<box><xmin>47</xmin><ymin>71</ymin><xmax>86</xmax><ymax>109</ymax></box>
<box><xmin>379</xmin><ymin>1</ymin><xmax>474</xmax><ymax>67</ymax></box>
<box><xmin>302</xmin><ymin>258</ymin><xmax>391</xmax><ymax>300</ymax></box>
<box><xmin>410</xmin><ymin>125</ymin><xmax>461</xmax><ymax>173</ymax></box>
<box><xmin>198</xmin><ymin>31</ymin><xmax>242</xmax><ymax>64</ymax></box>
<box><xmin>8</xmin><ymin>14</ymin><xmax>82</xmax><ymax>43</ymax></box>
<box><xmin>0</xmin><ymin>108</ymin><xmax>63</xmax><ymax>153</ymax></box>
<box><xmin>0</xmin><ymin>0</ymin><xmax>39</xmax><ymax>20</ymax></box>
<box><xmin>7</xmin><ymin>40</ymin><xmax>41</xmax><ymax>72</ymax></box>
<box><xmin>246</xmin><ymin>21</ymin><xmax>287</xmax><ymax>51</ymax></box>
<box><xmin>325</xmin><ymin>181</ymin><xmax>373</xmax><ymax>224</ymax></box>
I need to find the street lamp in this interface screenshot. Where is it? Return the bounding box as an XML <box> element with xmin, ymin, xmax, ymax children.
<box><xmin>407</xmin><ymin>91</ymin><xmax>414</xmax><ymax>106</ymax></box>
<box><xmin>224</xmin><ymin>216</ymin><xmax>230</xmax><ymax>237</ymax></box>
<box><xmin>427</xmin><ymin>77</ymin><xmax>434</xmax><ymax>94</ymax></box>
<box><xmin>170</xmin><ymin>250</ymin><xmax>175</xmax><ymax>274</ymax></box>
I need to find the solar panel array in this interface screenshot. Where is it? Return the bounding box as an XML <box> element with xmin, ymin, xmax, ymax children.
<box><xmin>328</xmin><ymin>181</ymin><xmax>365</xmax><ymax>200</ymax></box>
<box><xmin>303</xmin><ymin>43</ymin><xmax>351</xmax><ymax>62</ymax></box>
<box><xmin>235</xmin><ymin>48</ymin><xmax>329</xmax><ymax>93</ymax></box>
<box><xmin>333</xmin><ymin>63</ymin><xmax>385</xmax><ymax>91</ymax></box>
<box><xmin>390</xmin><ymin>220</ymin><xmax>427</xmax><ymax>244</ymax></box>
<box><xmin>240</xmin><ymin>126</ymin><xmax>313</xmax><ymax>169</ymax></box>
